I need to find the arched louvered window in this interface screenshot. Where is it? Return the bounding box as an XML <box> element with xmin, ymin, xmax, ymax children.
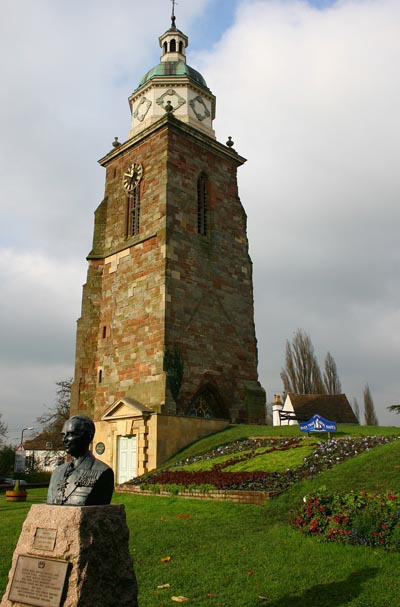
<box><xmin>163</xmin><ymin>41</ymin><xmax>167</xmax><ymax>54</ymax></box>
<box><xmin>179</xmin><ymin>41</ymin><xmax>183</xmax><ymax>54</ymax></box>
<box><xmin>170</xmin><ymin>39</ymin><xmax>176</xmax><ymax>52</ymax></box>
<box><xmin>127</xmin><ymin>188</ymin><xmax>140</xmax><ymax>237</ymax></box>
<box><xmin>197</xmin><ymin>173</ymin><xmax>208</xmax><ymax>236</ymax></box>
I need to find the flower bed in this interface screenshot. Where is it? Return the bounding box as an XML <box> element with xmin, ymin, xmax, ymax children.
<box><xmin>128</xmin><ymin>435</ymin><xmax>397</xmax><ymax>494</ymax></box>
<box><xmin>290</xmin><ymin>487</ymin><xmax>400</xmax><ymax>551</ymax></box>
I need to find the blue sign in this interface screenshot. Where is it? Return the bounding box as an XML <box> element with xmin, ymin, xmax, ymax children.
<box><xmin>299</xmin><ymin>414</ymin><xmax>337</xmax><ymax>433</ymax></box>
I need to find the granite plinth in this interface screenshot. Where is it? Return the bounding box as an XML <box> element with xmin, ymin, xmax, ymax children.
<box><xmin>1</xmin><ymin>504</ymin><xmax>138</xmax><ymax>607</ymax></box>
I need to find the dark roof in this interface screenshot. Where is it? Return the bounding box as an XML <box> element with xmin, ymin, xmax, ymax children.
<box><xmin>24</xmin><ymin>432</ymin><xmax>61</xmax><ymax>451</ymax></box>
<box><xmin>286</xmin><ymin>393</ymin><xmax>359</xmax><ymax>424</ymax></box>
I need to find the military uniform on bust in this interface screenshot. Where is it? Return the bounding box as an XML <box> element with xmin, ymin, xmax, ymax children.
<box><xmin>47</xmin><ymin>416</ymin><xmax>114</xmax><ymax>506</ymax></box>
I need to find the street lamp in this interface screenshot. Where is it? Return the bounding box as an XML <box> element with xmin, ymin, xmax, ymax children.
<box><xmin>20</xmin><ymin>427</ymin><xmax>34</xmax><ymax>448</ymax></box>
<box><xmin>14</xmin><ymin>427</ymin><xmax>34</xmax><ymax>474</ymax></box>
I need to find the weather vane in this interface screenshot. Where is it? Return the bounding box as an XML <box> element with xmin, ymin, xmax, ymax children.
<box><xmin>171</xmin><ymin>0</ymin><xmax>178</xmax><ymax>25</ymax></box>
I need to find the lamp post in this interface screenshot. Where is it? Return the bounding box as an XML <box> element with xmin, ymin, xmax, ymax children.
<box><xmin>20</xmin><ymin>426</ymin><xmax>34</xmax><ymax>448</ymax></box>
<box><xmin>14</xmin><ymin>427</ymin><xmax>34</xmax><ymax>474</ymax></box>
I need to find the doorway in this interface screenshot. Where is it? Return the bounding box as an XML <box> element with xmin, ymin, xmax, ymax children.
<box><xmin>117</xmin><ymin>435</ymin><xmax>137</xmax><ymax>484</ymax></box>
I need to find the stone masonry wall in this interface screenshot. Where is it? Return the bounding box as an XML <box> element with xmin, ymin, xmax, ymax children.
<box><xmin>164</xmin><ymin>120</ymin><xmax>265</xmax><ymax>422</ymax></box>
<box><xmin>71</xmin><ymin>116</ymin><xmax>265</xmax><ymax>424</ymax></box>
<box><xmin>71</xmin><ymin>127</ymin><xmax>169</xmax><ymax>418</ymax></box>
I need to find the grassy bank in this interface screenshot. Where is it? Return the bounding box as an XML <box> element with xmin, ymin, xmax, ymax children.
<box><xmin>2</xmin><ymin>488</ymin><xmax>400</xmax><ymax>606</ymax></box>
<box><xmin>1</xmin><ymin>427</ymin><xmax>400</xmax><ymax>606</ymax></box>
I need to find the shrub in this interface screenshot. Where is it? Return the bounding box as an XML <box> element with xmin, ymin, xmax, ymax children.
<box><xmin>291</xmin><ymin>488</ymin><xmax>400</xmax><ymax>551</ymax></box>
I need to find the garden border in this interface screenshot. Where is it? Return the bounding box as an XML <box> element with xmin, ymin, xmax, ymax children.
<box><xmin>115</xmin><ymin>484</ymin><xmax>279</xmax><ymax>505</ymax></box>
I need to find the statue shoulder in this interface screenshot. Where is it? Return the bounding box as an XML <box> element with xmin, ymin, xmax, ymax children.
<box><xmin>90</xmin><ymin>454</ymin><xmax>112</xmax><ymax>473</ymax></box>
<box><xmin>51</xmin><ymin>461</ymin><xmax>69</xmax><ymax>477</ymax></box>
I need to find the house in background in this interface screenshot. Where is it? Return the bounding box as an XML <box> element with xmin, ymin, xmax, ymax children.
<box><xmin>273</xmin><ymin>393</ymin><xmax>359</xmax><ymax>426</ymax></box>
<box><xmin>24</xmin><ymin>433</ymin><xmax>65</xmax><ymax>472</ymax></box>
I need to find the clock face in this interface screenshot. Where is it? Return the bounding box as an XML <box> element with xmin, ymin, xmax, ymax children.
<box><xmin>123</xmin><ymin>162</ymin><xmax>143</xmax><ymax>193</ymax></box>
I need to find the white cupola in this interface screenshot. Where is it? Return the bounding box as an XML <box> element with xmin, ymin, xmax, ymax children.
<box><xmin>128</xmin><ymin>11</ymin><xmax>216</xmax><ymax>139</ymax></box>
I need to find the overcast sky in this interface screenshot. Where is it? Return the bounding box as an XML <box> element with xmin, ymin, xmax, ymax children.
<box><xmin>1</xmin><ymin>0</ymin><xmax>399</xmax><ymax>442</ymax></box>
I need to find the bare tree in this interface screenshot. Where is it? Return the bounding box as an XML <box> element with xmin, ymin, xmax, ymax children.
<box><xmin>323</xmin><ymin>352</ymin><xmax>342</xmax><ymax>394</ymax></box>
<box><xmin>352</xmin><ymin>397</ymin><xmax>360</xmax><ymax>423</ymax></box>
<box><xmin>0</xmin><ymin>413</ymin><xmax>7</xmax><ymax>447</ymax></box>
<box><xmin>280</xmin><ymin>329</ymin><xmax>326</xmax><ymax>394</ymax></box>
<box><xmin>363</xmin><ymin>384</ymin><xmax>379</xmax><ymax>426</ymax></box>
<box><xmin>36</xmin><ymin>378</ymin><xmax>72</xmax><ymax>449</ymax></box>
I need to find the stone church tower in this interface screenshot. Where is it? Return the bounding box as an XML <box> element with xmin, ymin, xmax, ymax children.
<box><xmin>70</xmin><ymin>13</ymin><xmax>265</xmax><ymax>479</ymax></box>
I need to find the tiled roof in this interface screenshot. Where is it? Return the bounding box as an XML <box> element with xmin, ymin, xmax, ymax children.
<box><xmin>24</xmin><ymin>432</ymin><xmax>58</xmax><ymax>451</ymax></box>
<box><xmin>286</xmin><ymin>393</ymin><xmax>359</xmax><ymax>424</ymax></box>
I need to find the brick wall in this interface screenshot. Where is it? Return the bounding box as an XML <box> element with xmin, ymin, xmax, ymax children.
<box><xmin>116</xmin><ymin>484</ymin><xmax>276</xmax><ymax>505</ymax></box>
<box><xmin>71</xmin><ymin>115</ymin><xmax>265</xmax><ymax>423</ymax></box>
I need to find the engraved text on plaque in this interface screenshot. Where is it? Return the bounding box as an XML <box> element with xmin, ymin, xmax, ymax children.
<box><xmin>9</xmin><ymin>555</ymin><xmax>68</xmax><ymax>607</ymax></box>
<box><xmin>33</xmin><ymin>528</ymin><xmax>57</xmax><ymax>552</ymax></box>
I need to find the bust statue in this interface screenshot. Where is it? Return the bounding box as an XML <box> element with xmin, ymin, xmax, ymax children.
<box><xmin>47</xmin><ymin>415</ymin><xmax>114</xmax><ymax>506</ymax></box>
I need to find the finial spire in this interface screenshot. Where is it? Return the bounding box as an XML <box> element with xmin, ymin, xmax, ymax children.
<box><xmin>170</xmin><ymin>0</ymin><xmax>177</xmax><ymax>27</ymax></box>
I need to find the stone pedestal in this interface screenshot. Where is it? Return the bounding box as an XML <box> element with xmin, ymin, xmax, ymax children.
<box><xmin>1</xmin><ymin>504</ymin><xmax>138</xmax><ymax>607</ymax></box>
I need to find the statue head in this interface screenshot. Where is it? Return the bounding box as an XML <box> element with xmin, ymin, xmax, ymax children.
<box><xmin>61</xmin><ymin>415</ymin><xmax>95</xmax><ymax>458</ymax></box>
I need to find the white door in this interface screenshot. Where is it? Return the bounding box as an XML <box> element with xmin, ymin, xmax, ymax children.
<box><xmin>117</xmin><ymin>435</ymin><xmax>137</xmax><ymax>484</ymax></box>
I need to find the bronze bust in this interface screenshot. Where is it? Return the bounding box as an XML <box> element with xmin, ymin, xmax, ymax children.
<box><xmin>47</xmin><ymin>415</ymin><xmax>114</xmax><ymax>506</ymax></box>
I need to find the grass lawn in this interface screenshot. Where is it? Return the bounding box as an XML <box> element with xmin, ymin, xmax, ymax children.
<box><xmin>164</xmin><ymin>424</ymin><xmax>400</xmax><ymax>467</ymax></box>
<box><xmin>1</xmin><ymin>427</ymin><xmax>400</xmax><ymax>606</ymax></box>
<box><xmin>172</xmin><ymin>442</ymin><xmax>316</xmax><ymax>472</ymax></box>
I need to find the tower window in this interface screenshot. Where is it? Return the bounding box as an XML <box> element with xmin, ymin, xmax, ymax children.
<box><xmin>98</xmin><ymin>369</ymin><xmax>103</xmax><ymax>383</ymax></box>
<box><xmin>188</xmin><ymin>384</ymin><xmax>225</xmax><ymax>419</ymax></box>
<box><xmin>170</xmin><ymin>39</ymin><xmax>176</xmax><ymax>52</ymax></box>
<box><xmin>163</xmin><ymin>41</ymin><xmax>167</xmax><ymax>54</ymax></box>
<box><xmin>197</xmin><ymin>173</ymin><xmax>208</xmax><ymax>236</ymax></box>
<box><xmin>179</xmin><ymin>41</ymin><xmax>183</xmax><ymax>54</ymax></box>
<box><xmin>127</xmin><ymin>188</ymin><xmax>140</xmax><ymax>237</ymax></box>
<box><xmin>102</xmin><ymin>325</ymin><xmax>107</xmax><ymax>339</ymax></box>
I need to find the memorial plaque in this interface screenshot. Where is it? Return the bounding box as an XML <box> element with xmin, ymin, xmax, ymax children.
<box><xmin>95</xmin><ymin>442</ymin><xmax>105</xmax><ymax>455</ymax></box>
<box><xmin>9</xmin><ymin>555</ymin><xmax>68</xmax><ymax>607</ymax></box>
<box><xmin>33</xmin><ymin>528</ymin><xmax>57</xmax><ymax>552</ymax></box>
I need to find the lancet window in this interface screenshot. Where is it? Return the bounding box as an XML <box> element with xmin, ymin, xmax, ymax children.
<box><xmin>197</xmin><ymin>173</ymin><xmax>208</xmax><ymax>236</ymax></box>
<box><xmin>127</xmin><ymin>188</ymin><xmax>140</xmax><ymax>237</ymax></box>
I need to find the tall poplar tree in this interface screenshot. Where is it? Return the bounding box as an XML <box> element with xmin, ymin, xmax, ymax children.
<box><xmin>363</xmin><ymin>384</ymin><xmax>379</xmax><ymax>426</ymax></box>
<box><xmin>323</xmin><ymin>352</ymin><xmax>342</xmax><ymax>394</ymax></box>
<box><xmin>280</xmin><ymin>329</ymin><xmax>325</xmax><ymax>394</ymax></box>
<box><xmin>281</xmin><ymin>330</ymin><xmax>343</xmax><ymax>395</ymax></box>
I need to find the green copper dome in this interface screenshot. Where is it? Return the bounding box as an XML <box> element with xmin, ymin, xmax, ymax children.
<box><xmin>137</xmin><ymin>61</ymin><xmax>208</xmax><ymax>90</ymax></box>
